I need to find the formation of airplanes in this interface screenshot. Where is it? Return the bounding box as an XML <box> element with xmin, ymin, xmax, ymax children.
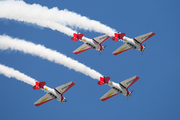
<box><xmin>33</xmin><ymin>75</ymin><xmax>140</xmax><ymax>106</ymax></box>
<box><xmin>2</xmin><ymin>30</ymin><xmax>155</xmax><ymax>106</ymax></box>
<box><xmin>71</xmin><ymin>32</ymin><xmax>155</xmax><ymax>55</ymax></box>
<box><xmin>31</xmin><ymin>31</ymin><xmax>155</xmax><ymax>106</ymax></box>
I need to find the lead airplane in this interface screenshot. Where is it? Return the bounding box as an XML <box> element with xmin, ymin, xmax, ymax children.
<box><xmin>33</xmin><ymin>81</ymin><xmax>75</xmax><ymax>106</ymax></box>
<box><xmin>71</xmin><ymin>33</ymin><xmax>110</xmax><ymax>54</ymax></box>
<box><xmin>112</xmin><ymin>32</ymin><xmax>155</xmax><ymax>55</ymax></box>
<box><xmin>97</xmin><ymin>76</ymin><xmax>139</xmax><ymax>101</ymax></box>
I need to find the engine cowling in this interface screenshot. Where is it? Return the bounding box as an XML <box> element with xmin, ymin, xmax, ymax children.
<box><xmin>61</xmin><ymin>96</ymin><xmax>67</xmax><ymax>103</ymax></box>
<box><xmin>140</xmin><ymin>45</ymin><xmax>145</xmax><ymax>52</ymax></box>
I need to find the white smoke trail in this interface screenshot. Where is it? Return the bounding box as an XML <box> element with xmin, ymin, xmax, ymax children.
<box><xmin>0</xmin><ymin>0</ymin><xmax>76</xmax><ymax>36</ymax></box>
<box><xmin>0</xmin><ymin>0</ymin><xmax>116</xmax><ymax>36</ymax></box>
<box><xmin>0</xmin><ymin>35</ymin><xmax>103</xmax><ymax>80</ymax></box>
<box><xmin>56</xmin><ymin>9</ymin><xmax>117</xmax><ymax>36</ymax></box>
<box><xmin>0</xmin><ymin>63</ymin><xmax>36</xmax><ymax>86</ymax></box>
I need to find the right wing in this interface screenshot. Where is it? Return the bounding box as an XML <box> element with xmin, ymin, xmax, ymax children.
<box><xmin>55</xmin><ymin>81</ymin><xmax>75</xmax><ymax>95</ymax></box>
<box><xmin>113</xmin><ymin>43</ymin><xmax>132</xmax><ymax>55</ymax></box>
<box><xmin>73</xmin><ymin>43</ymin><xmax>91</xmax><ymax>54</ymax></box>
<box><xmin>93</xmin><ymin>34</ymin><xmax>110</xmax><ymax>44</ymax></box>
<box><xmin>100</xmin><ymin>88</ymin><xmax>119</xmax><ymax>101</ymax></box>
<box><xmin>120</xmin><ymin>76</ymin><xmax>139</xmax><ymax>89</ymax></box>
<box><xmin>134</xmin><ymin>32</ymin><xmax>155</xmax><ymax>44</ymax></box>
<box><xmin>34</xmin><ymin>93</ymin><xmax>54</xmax><ymax>107</ymax></box>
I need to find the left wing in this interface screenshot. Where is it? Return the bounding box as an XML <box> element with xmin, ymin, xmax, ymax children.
<box><xmin>134</xmin><ymin>32</ymin><xmax>155</xmax><ymax>44</ymax></box>
<box><xmin>55</xmin><ymin>81</ymin><xmax>75</xmax><ymax>95</ymax></box>
<box><xmin>100</xmin><ymin>88</ymin><xmax>119</xmax><ymax>101</ymax></box>
<box><xmin>120</xmin><ymin>76</ymin><xmax>139</xmax><ymax>89</ymax></box>
<box><xmin>113</xmin><ymin>43</ymin><xmax>132</xmax><ymax>55</ymax></box>
<box><xmin>73</xmin><ymin>43</ymin><xmax>91</xmax><ymax>54</ymax></box>
<box><xmin>93</xmin><ymin>34</ymin><xmax>110</xmax><ymax>44</ymax></box>
<box><xmin>34</xmin><ymin>93</ymin><xmax>54</xmax><ymax>106</ymax></box>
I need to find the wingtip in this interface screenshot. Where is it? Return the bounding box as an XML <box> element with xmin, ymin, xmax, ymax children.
<box><xmin>135</xmin><ymin>76</ymin><xmax>140</xmax><ymax>80</ymax></box>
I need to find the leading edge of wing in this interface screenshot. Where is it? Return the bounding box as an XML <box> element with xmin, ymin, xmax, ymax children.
<box><xmin>113</xmin><ymin>43</ymin><xmax>132</xmax><ymax>55</ymax></box>
<box><xmin>73</xmin><ymin>43</ymin><xmax>91</xmax><ymax>54</ymax></box>
<box><xmin>100</xmin><ymin>88</ymin><xmax>119</xmax><ymax>101</ymax></box>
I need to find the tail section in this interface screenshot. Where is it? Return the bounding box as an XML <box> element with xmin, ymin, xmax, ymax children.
<box><xmin>71</xmin><ymin>33</ymin><xmax>84</xmax><ymax>41</ymax></box>
<box><xmin>97</xmin><ymin>77</ymin><xmax>110</xmax><ymax>85</ymax></box>
<box><xmin>33</xmin><ymin>81</ymin><xmax>46</xmax><ymax>90</ymax></box>
<box><xmin>112</xmin><ymin>33</ymin><xmax>126</xmax><ymax>41</ymax></box>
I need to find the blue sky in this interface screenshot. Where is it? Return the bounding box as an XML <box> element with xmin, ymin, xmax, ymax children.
<box><xmin>0</xmin><ymin>0</ymin><xmax>180</xmax><ymax>120</ymax></box>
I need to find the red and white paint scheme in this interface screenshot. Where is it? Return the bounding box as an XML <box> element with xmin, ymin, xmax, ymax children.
<box><xmin>97</xmin><ymin>76</ymin><xmax>139</xmax><ymax>101</ymax></box>
<box><xmin>33</xmin><ymin>81</ymin><xmax>75</xmax><ymax>106</ymax></box>
<box><xmin>112</xmin><ymin>32</ymin><xmax>155</xmax><ymax>55</ymax></box>
<box><xmin>71</xmin><ymin>33</ymin><xmax>110</xmax><ymax>54</ymax></box>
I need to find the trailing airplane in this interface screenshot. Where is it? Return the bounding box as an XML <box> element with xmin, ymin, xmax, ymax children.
<box><xmin>71</xmin><ymin>33</ymin><xmax>110</xmax><ymax>54</ymax></box>
<box><xmin>112</xmin><ymin>32</ymin><xmax>155</xmax><ymax>55</ymax></box>
<box><xmin>97</xmin><ymin>76</ymin><xmax>139</xmax><ymax>101</ymax></box>
<box><xmin>33</xmin><ymin>81</ymin><xmax>75</xmax><ymax>106</ymax></box>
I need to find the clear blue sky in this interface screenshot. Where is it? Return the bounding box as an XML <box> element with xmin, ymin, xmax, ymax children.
<box><xmin>0</xmin><ymin>0</ymin><xmax>180</xmax><ymax>120</ymax></box>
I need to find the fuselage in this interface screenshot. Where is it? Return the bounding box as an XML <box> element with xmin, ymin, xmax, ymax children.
<box><xmin>80</xmin><ymin>37</ymin><xmax>104</xmax><ymax>52</ymax></box>
<box><xmin>43</xmin><ymin>85</ymin><xmax>66</xmax><ymax>103</ymax></box>
<box><xmin>122</xmin><ymin>36</ymin><xmax>145</xmax><ymax>52</ymax></box>
<box><xmin>107</xmin><ymin>81</ymin><xmax>131</xmax><ymax>97</ymax></box>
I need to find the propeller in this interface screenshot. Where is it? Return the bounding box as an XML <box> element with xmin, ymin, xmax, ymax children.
<box><xmin>99</xmin><ymin>45</ymin><xmax>107</xmax><ymax>55</ymax></box>
<box><xmin>131</xmin><ymin>90</ymin><xmax>134</xmax><ymax>94</ymax></box>
<box><xmin>141</xmin><ymin>44</ymin><xmax>146</xmax><ymax>55</ymax></box>
<box><xmin>126</xmin><ymin>90</ymin><xmax>134</xmax><ymax>101</ymax></box>
<box><xmin>104</xmin><ymin>45</ymin><xmax>107</xmax><ymax>49</ymax></box>
<box><xmin>130</xmin><ymin>90</ymin><xmax>134</xmax><ymax>98</ymax></box>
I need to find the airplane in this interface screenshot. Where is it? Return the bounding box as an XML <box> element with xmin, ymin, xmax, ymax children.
<box><xmin>33</xmin><ymin>81</ymin><xmax>75</xmax><ymax>106</ymax></box>
<box><xmin>112</xmin><ymin>32</ymin><xmax>155</xmax><ymax>55</ymax></box>
<box><xmin>97</xmin><ymin>76</ymin><xmax>139</xmax><ymax>101</ymax></box>
<box><xmin>71</xmin><ymin>33</ymin><xmax>110</xmax><ymax>54</ymax></box>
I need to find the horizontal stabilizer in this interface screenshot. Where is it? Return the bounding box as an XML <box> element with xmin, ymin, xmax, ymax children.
<box><xmin>97</xmin><ymin>77</ymin><xmax>110</xmax><ymax>85</ymax></box>
<box><xmin>112</xmin><ymin>33</ymin><xmax>126</xmax><ymax>41</ymax></box>
<box><xmin>71</xmin><ymin>33</ymin><xmax>84</xmax><ymax>41</ymax></box>
<box><xmin>33</xmin><ymin>81</ymin><xmax>46</xmax><ymax>90</ymax></box>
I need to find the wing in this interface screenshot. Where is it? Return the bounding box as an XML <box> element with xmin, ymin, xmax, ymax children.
<box><xmin>112</xmin><ymin>43</ymin><xmax>132</xmax><ymax>55</ymax></box>
<box><xmin>34</xmin><ymin>93</ymin><xmax>54</xmax><ymax>107</ymax></box>
<box><xmin>55</xmin><ymin>81</ymin><xmax>75</xmax><ymax>95</ymax></box>
<box><xmin>73</xmin><ymin>43</ymin><xmax>91</xmax><ymax>54</ymax></box>
<box><xmin>93</xmin><ymin>34</ymin><xmax>110</xmax><ymax>44</ymax></box>
<box><xmin>120</xmin><ymin>76</ymin><xmax>139</xmax><ymax>89</ymax></box>
<box><xmin>100</xmin><ymin>88</ymin><xmax>119</xmax><ymax>101</ymax></box>
<box><xmin>134</xmin><ymin>32</ymin><xmax>155</xmax><ymax>44</ymax></box>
